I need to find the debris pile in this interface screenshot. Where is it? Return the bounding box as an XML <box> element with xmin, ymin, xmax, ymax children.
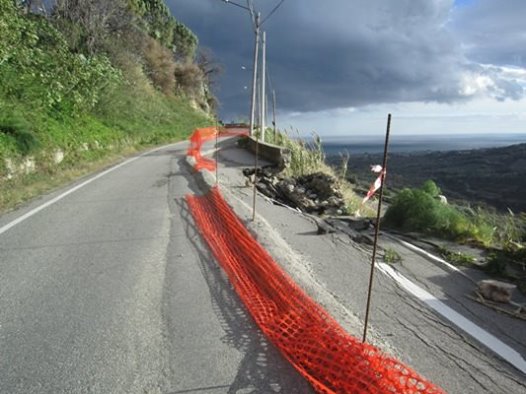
<box><xmin>244</xmin><ymin>167</ymin><xmax>346</xmax><ymax>215</ymax></box>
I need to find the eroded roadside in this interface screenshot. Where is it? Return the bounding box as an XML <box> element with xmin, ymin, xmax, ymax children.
<box><xmin>203</xmin><ymin>136</ymin><xmax>526</xmax><ymax>394</ymax></box>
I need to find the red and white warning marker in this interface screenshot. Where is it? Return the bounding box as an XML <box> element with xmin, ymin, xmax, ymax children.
<box><xmin>362</xmin><ymin>165</ymin><xmax>386</xmax><ymax>204</ymax></box>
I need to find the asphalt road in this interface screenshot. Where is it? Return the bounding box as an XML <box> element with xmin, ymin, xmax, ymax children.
<box><xmin>0</xmin><ymin>142</ymin><xmax>312</xmax><ymax>393</ymax></box>
<box><xmin>2</xmin><ymin>137</ymin><xmax>526</xmax><ymax>394</ymax></box>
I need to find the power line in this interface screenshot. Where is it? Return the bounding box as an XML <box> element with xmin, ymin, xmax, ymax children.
<box><xmin>219</xmin><ymin>0</ymin><xmax>252</xmax><ymax>12</ymax></box>
<box><xmin>219</xmin><ymin>0</ymin><xmax>287</xmax><ymax>28</ymax></box>
<box><xmin>261</xmin><ymin>0</ymin><xmax>287</xmax><ymax>25</ymax></box>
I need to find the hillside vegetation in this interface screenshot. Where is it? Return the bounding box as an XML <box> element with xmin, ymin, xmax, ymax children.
<box><xmin>0</xmin><ymin>0</ymin><xmax>215</xmax><ymax>211</ymax></box>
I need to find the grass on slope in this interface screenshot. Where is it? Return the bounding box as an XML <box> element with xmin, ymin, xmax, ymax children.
<box><xmin>0</xmin><ymin>88</ymin><xmax>210</xmax><ymax>214</ymax></box>
<box><xmin>265</xmin><ymin>129</ymin><xmax>371</xmax><ymax>216</ymax></box>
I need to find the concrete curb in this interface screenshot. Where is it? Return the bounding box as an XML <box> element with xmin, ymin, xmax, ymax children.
<box><xmin>245</xmin><ymin>136</ymin><xmax>290</xmax><ymax>167</ymax></box>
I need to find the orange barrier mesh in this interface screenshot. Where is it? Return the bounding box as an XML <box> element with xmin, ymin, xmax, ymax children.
<box><xmin>187</xmin><ymin>127</ymin><xmax>249</xmax><ymax>171</ymax></box>
<box><xmin>186</xmin><ymin>187</ymin><xmax>445</xmax><ymax>394</ymax></box>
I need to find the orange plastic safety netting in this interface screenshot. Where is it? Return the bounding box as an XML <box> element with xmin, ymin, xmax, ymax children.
<box><xmin>187</xmin><ymin>126</ymin><xmax>249</xmax><ymax>171</ymax></box>
<box><xmin>186</xmin><ymin>187</ymin><xmax>445</xmax><ymax>394</ymax></box>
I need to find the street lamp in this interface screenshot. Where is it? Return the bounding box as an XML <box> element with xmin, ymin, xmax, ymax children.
<box><xmin>219</xmin><ymin>1</ymin><xmax>260</xmax><ymax>137</ymax></box>
<box><xmin>220</xmin><ymin>0</ymin><xmax>284</xmax><ymax>140</ymax></box>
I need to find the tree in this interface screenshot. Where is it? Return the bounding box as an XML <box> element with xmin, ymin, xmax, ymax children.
<box><xmin>196</xmin><ymin>47</ymin><xmax>223</xmax><ymax>87</ymax></box>
<box><xmin>129</xmin><ymin>0</ymin><xmax>175</xmax><ymax>47</ymax></box>
<box><xmin>53</xmin><ymin>0</ymin><xmax>132</xmax><ymax>55</ymax></box>
<box><xmin>17</xmin><ymin>0</ymin><xmax>47</xmax><ymax>14</ymax></box>
<box><xmin>173</xmin><ymin>20</ymin><xmax>197</xmax><ymax>61</ymax></box>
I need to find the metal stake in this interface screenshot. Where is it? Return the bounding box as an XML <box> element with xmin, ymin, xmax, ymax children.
<box><xmin>362</xmin><ymin>113</ymin><xmax>392</xmax><ymax>343</ymax></box>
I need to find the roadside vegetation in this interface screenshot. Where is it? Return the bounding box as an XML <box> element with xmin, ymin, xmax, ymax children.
<box><xmin>265</xmin><ymin>128</ymin><xmax>369</xmax><ymax>215</ymax></box>
<box><xmin>383</xmin><ymin>180</ymin><xmax>526</xmax><ymax>247</ymax></box>
<box><xmin>384</xmin><ymin>180</ymin><xmax>526</xmax><ymax>291</ymax></box>
<box><xmin>383</xmin><ymin>248</ymin><xmax>402</xmax><ymax>264</ymax></box>
<box><xmin>0</xmin><ymin>0</ymin><xmax>216</xmax><ymax>212</ymax></box>
<box><xmin>437</xmin><ymin>246</ymin><xmax>476</xmax><ymax>267</ymax></box>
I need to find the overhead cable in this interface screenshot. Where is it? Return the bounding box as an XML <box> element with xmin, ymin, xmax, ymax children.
<box><xmin>261</xmin><ymin>0</ymin><xmax>286</xmax><ymax>25</ymax></box>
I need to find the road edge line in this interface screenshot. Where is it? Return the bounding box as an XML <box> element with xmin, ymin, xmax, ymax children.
<box><xmin>0</xmin><ymin>142</ymin><xmax>183</xmax><ymax>236</ymax></box>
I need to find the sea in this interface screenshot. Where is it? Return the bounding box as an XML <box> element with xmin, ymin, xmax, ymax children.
<box><xmin>320</xmin><ymin>133</ymin><xmax>526</xmax><ymax>156</ymax></box>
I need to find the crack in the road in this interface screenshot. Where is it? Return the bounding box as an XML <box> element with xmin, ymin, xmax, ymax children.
<box><xmin>393</xmin><ymin>316</ymin><xmax>496</xmax><ymax>392</ymax></box>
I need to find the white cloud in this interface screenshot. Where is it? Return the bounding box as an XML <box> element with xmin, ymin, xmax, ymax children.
<box><xmin>280</xmin><ymin>98</ymin><xmax>526</xmax><ymax>136</ymax></box>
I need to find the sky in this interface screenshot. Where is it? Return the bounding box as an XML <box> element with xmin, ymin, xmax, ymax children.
<box><xmin>168</xmin><ymin>0</ymin><xmax>526</xmax><ymax>136</ymax></box>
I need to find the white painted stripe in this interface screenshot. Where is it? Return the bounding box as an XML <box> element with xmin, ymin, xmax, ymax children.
<box><xmin>377</xmin><ymin>262</ymin><xmax>526</xmax><ymax>375</ymax></box>
<box><xmin>0</xmin><ymin>142</ymin><xmax>183</xmax><ymax>236</ymax></box>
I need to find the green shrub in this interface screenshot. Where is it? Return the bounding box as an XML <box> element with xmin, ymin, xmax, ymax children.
<box><xmin>421</xmin><ymin>179</ymin><xmax>441</xmax><ymax>197</ymax></box>
<box><xmin>383</xmin><ymin>180</ymin><xmax>491</xmax><ymax>244</ymax></box>
<box><xmin>0</xmin><ymin>112</ymin><xmax>40</xmax><ymax>155</ymax></box>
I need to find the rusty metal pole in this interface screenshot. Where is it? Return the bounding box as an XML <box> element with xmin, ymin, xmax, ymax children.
<box><xmin>362</xmin><ymin>113</ymin><xmax>392</xmax><ymax>343</ymax></box>
<box><xmin>215</xmin><ymin>122</ymin><xmax>219</xmax><ymax>186</ymax></box>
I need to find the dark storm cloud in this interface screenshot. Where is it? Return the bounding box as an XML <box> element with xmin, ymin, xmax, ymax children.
<box><xmin>168</xmin><ymin>0</ymin><xmax>525</xmax><ymax>117</ymax></box>
<box><xmin>451</xmin><ymin>0</ymin><xmax>526</xmax><ymax>67</ymax></box>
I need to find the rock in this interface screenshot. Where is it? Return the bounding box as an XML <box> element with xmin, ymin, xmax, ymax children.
<box><xmin>313</xmin><ymin>217</ymin><xmax>336</xmax><ymax>234</ymax></box>
<box><xmin>478</xmin><ymin>280</ymin><xmax>516</xmax><ymax>303</ymax></box>
<box><xmin>243</xmin><ymin>168</ymin><xmax>346</xmax><ymax>217</ymax></box>
<box><xmin>53</xmin><ymin>149</ymin><xmax>65</xmax><ymax>164</ymax></box>
<box><xmin>242</xmin><ymin>168</ymin><xmax>254</xmax><ymax>177</ymax></box>
<box><xmin>327</xmin><ymin>196</ymin><xmax>343</xmax><ymax>207</ymax></box>
<box><xmin>256</xmin><ymin>182</ymin><xmax>268</xmax><ymax>192</ymax></box>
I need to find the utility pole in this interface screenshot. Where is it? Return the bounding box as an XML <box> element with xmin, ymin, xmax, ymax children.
<box><xmin>260</xmin><ymin>31</ymin><xmax>267</xmax><ymax>142</ymax></box>
<box><xmin>249</xmin><ymin>13</ymin><xmax>260</xmax><ymax>137</ymax></box>
<box><xmin>272</xmin><ymin>89</ymin><xmax>277</xmax><ymax>141</ymax></box>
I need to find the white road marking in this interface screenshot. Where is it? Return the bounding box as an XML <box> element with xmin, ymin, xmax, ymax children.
<box><xmin>377</xmin><ymin>262</ymin><xmax>526</xmax><ymax>375</ymax></box>
<box><xmin>0</xmin><ymin>143</ymin><xmax>183</xmax><ymax>237</ymax></box>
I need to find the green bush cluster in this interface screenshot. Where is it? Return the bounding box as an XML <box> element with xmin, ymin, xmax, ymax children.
<box><xmin>383</xmin><ymin>180</ymin><xmax>494</xmax><ymax>245</ymax></box>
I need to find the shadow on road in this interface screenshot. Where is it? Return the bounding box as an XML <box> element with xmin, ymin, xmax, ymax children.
<box><xmin>161</xmin><ymin>153</ymin><xmax>312</xmax><ymax>393</ymax></box>
<box><xmin>172</xmin><ymin>198</ymin><xmax>312</xmax><ymax>393</ymax></box>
